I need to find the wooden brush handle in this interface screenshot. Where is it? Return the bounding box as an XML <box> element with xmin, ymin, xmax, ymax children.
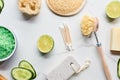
<box><xmin>97</xmin><ymin>46</ymin><xmax>112</xmax><ymax>80</ymax></box>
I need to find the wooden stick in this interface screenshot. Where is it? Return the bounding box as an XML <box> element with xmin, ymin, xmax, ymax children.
<box><xmin>63</xmin><ymin>26</ymin><xmax>69</xmax><ymax>45</ymax></box>
<box><xmin>64</xmin><ymin>24</ymin><xmax>72</xmax><ymax>45</ymax></box>
<box><xmin>0</xmin><ymin>74</ymin><xmax>7</xmax><ymax>80</ymax></box>
<box><xmin>59</xmin><ymin>27</ymin><xmax>68</xmax><ymax>46</ymax></box>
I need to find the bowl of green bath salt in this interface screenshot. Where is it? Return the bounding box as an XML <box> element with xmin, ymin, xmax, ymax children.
<box><xmin>0</xmin><ymin>26</ymin><xmax>16</xmax><ymax>62</ymax></box>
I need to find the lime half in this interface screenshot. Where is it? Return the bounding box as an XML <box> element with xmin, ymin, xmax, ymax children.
<box><xmin>0</xmin><ymin>0</ymin><xmax>4</xmax><ymax>13</ymax></box>
<box><xmin>106</xmin><ymin>1</ymin><xmax>120</xmax><ymax>18</ymax></box>
<box><xmin>37</xmin><ymin>35</ymin><xmax>54</xmax><ymax>53</ymax></box>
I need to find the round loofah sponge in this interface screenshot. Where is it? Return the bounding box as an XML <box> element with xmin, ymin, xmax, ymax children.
<box><xmin>47</xmin><ymin>0</ymin><xmax>86</xmax><ymax>16</ymax></box>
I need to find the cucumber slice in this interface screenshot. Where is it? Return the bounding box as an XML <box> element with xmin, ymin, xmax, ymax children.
<box><xmin>11</xmin><ymin>67</ymin><xmax>33</xmax><ymax>80</ymax></box>
<box><xmin>118</xmin><ymin>59</ymin><xmax>120</xmax><ymax>78</ymax></box>
<box><xmin>0</xmin><ymin>0</ymin><xmax>4</xmax><ymax>13</ymax></box>
<box><xmin>19</xmin><ymin>60</ymin><xmax>36</xmax><ymax>79</ymax></box>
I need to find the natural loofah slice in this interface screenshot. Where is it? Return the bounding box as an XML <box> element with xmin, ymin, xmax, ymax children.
<box><xmin>47</xmin><ymin>0</ymin><xmax>86</xmax><ymax>16</ymax></box>
<box><xmin>18</xmin><ymin>0</ymin><xmax>41</xmax><ymax>15</ymax></box>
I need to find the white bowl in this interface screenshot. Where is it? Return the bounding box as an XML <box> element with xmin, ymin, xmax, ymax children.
<box><xmin>0</xmin><ymin>26</ymin><xmax>17</xmax><ymax>62</ymax></box>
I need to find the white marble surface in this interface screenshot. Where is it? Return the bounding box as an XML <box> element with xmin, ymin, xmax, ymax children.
<box><xmin>0</xmin><ymin>0</ymin><xmax>120</xmax><ymax>80</ymax></box>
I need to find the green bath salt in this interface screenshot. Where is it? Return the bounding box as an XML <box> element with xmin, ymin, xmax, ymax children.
<box><xmin>0</xmin><ymin>26</ymin><xmax>15</xmax><ymax>59</ymax></box>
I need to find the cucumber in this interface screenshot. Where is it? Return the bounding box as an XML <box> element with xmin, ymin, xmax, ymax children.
<box><xmin>118</xmin><ymin>59</ymin><xmax>120</xmax><ymax>78</ymax></box>
<box><xmin>19</xmin><ymin>60</ymin><xmax>36</xmax><ymax>79</ymax></box>
<box><xmin>0</xmin><ymin>0</ymin><xmax>4</xmax><ymax>13</ymax></box>
<box><xmin>11</xmin><ymin>67</ymin><xmax>33</xmax><ymax>80</ymax></box>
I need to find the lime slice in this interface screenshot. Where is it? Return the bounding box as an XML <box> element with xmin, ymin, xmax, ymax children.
<box><xmin>37</xmin><ymin>35</ymin><xmax>54</xmax><ymax>53</ymax></box>
<box><xmin>106</xmin><ymin>1</ymin><xmax>120</xmax><ymax>18</ymax></box>
<box><xmin>0</xmin><ymin>0</ymin><xmax>4</xmax><ymax>13</ymax></box>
